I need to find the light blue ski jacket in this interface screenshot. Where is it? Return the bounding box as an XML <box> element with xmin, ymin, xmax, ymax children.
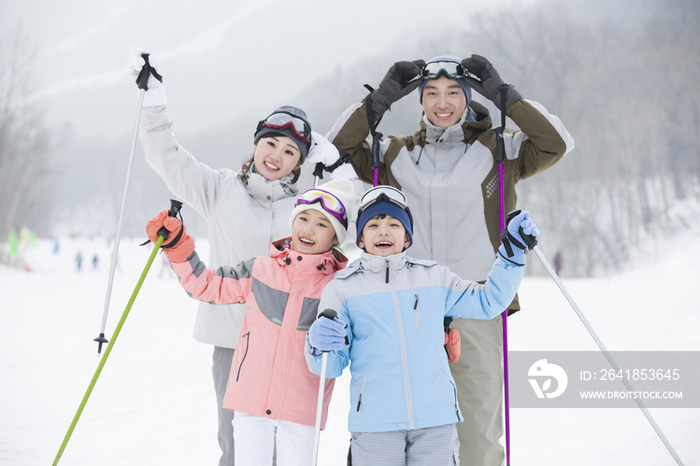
<box><xmin>305</xmin><ymin>251</ymin><xmax>523</xmax><ymax>433</ymax></box>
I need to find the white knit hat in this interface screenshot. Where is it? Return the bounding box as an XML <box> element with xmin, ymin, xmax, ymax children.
<box><xmin>289</xmin><ymin>178</ymin><xmax>355</xmax><ymax>246</ymax></box>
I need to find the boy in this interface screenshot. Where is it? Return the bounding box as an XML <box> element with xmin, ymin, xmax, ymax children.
<box><xmin>146</xmin><ymin>179</ymin><xmax>355</xmax><ymax>466</ymax></box>
<box><xmin>305</xmin><ymin>186</ymin><xmax>537</xmax><ymax>466</ymax></box>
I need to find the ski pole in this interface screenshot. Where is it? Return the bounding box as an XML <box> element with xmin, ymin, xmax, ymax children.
<box><xmin>530</xmin><ymin>245</ymin><xmax>685</xmax><ymax>466</ymax></box>
<box><xmin>311</xmin><ymin>309</ymin><xmax>344</xmax><ymax>466</ymax></box>
<box><xmin>494</xmin><ymin>84</ymin><xmax>514</xmax><ymax>466</ymax></box>
<box><xmin>53</xmin><ymin>200</ymin><xmax>181</xmax><ymax>466</ymax></box>
<box><xmin>94</xmin><ymin>53</ymin><xmax>162</xmax><ymax>354</ymax></box>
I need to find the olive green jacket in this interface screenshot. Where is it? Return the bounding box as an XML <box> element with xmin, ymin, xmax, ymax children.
<box><xmin>327</xmin><ymin>99</ymin><xmax>574</xmax><ymax>310</ymax></box>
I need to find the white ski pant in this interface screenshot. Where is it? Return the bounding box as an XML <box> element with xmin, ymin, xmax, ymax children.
<box><xmin>450</xmin><ymin>317</ymin><xmax>505</xmax><ymax>466</ymax></box>
<box><xmin>349</xmin><ymin>423</ymin><xmax>459</xmax><ymax>465</ymax></box>
<box><xmin>213</xmin><ymin>346</ymin><xmax>236</xmax><ymax>466</ymax></box>
<box><xmin>232</xmin><ymin>412</ymin><xmax>314</xmax><ymax>466</ymax></box>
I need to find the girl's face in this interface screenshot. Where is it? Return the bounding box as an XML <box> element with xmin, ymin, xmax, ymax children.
<box><xmin>291</xmin><ymin>209</ymin><xmax>338</xmax><ymax>255</ymax></box>
<box><xmin>253</xmin><ymin>136</ymin><xmax>302</xmax><ymax>180</ymax></box>
<box><xmin>421</xmin><ymin>76</ymin><xmax>467</xmax><ymax>128</ymax></box>
<box><xmin>358</xmin><ymin>214</ymin><xmax>410</xmax><ymax>257</ymax></box>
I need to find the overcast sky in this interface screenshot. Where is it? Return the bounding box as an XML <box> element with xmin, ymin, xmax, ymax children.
<box><xmin>2</xmin><ymin>0</ymin><xmax>553</xmax><ymax>141</ymax></box>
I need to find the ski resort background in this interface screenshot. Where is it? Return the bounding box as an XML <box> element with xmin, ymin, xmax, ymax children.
<box><xmin>1</xmin><ymin>0</ymin><xmax>699</xmax><ymax>464</ymax></box>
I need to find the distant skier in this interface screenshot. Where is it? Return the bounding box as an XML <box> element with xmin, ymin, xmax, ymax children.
<box><xmin>127</xmin><ymin>52</ymin><xmax>358</xmax><ymax>466</ymax></box>
<box><xmin>554</xmin><ymin>250</ymin><xmax>563</xmax><ymax>276</ymax></box>
<box><xmin>75</xmin><ymin>252</ymin><xmax>83</xmax><ymax>272</ymax></box>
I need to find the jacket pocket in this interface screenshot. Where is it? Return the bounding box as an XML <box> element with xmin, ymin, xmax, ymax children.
<box><xmin>356</xmin><ymin>376</ymin><xmax>367</xmax><ymax>416</ymax></box>
<box><xmin>235</xmin><ymin>332</ymin><xmax>250</xmax><ymax>382</ymax></box>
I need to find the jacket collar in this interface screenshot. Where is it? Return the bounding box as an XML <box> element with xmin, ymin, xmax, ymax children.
<box><xmin>419</xmin><ymin>100</ymin><xmax>493</xmax><ymax>146</ymax></box>
<box><xmin>359</xmin><ymin>251</ymin><xmax>409</xmax><ymax>273</ymax></box>
<box><xmin>243</xmin><ymin>169</ymin><xmax>299</xmax><ymax>203</ymax></box>
<box><xmin>270</xmin><ymin>237</ymin><xmax>348</xmax><ymax>275</ymax></box>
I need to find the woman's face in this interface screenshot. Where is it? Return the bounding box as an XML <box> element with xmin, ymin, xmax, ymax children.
<box><xmin>253</xmin><ymin>136</ymin><xmax>302</xmax><ymax>180</ymax></box>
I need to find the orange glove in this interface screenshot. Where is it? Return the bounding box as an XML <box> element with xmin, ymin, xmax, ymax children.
<box><xmin>444</xmin><ymin>328</ymin><xmax>461</xmax><ymax>363</ymax></box>
<box><xmin>146</xmin><ymin>210</ymin><xmax>195</xmax><ymax>263</ymax></box>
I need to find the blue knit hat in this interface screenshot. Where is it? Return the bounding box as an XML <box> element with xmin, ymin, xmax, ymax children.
<box><xmin>356</xmin><ymin>200</ymin><xmax>413</xmax><ymax>250</ymax></box>
<box><xmin>418</xmin><ymin>55</ymin><xmax>472</xmax><ymax>105</ymax></box>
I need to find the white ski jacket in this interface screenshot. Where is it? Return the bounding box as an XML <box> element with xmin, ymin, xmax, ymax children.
<box><xmin>140</xmin><ymin>106</ymin><xmax>299</xmax><ymax>348</ymax></box>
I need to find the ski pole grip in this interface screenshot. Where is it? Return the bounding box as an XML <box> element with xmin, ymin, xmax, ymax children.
<box><xmin>157</xmin><ymin>199</ymin><xmax>184</xmax><ymax>240</ymax></box>
<box><xmin>136</xmin><ymin>52</ymin><xmax>163</xmax><ymax>91</ymax></box>
<box><xmin>506</xmin><ymin>209</ymin><xmax>538</xmax><ymax>250</ymax></box>
<box><xmin>313</xmin><ymin>162</ymin><xmax>324</xmax><ymax>180</ymax></box>
<box><xmin>319</xmin><ymin>309</ymin><xmax>349</xmax><ymax>346</ymax></box>
<box><xmin>371</xmin><ymin>135</ymin><xmax>382</xmax><ymax>169</ymax></box>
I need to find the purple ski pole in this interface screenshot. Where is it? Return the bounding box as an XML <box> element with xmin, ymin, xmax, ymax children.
<box><xmin>495</xmin><ymin>85</ymin><xmax>512</xmax><ymax>466</ymax></box>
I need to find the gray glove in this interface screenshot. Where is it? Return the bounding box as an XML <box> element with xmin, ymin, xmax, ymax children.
<box><xmin>364</xmin><ymin>60</ymin><xmax>426</xmax><ymax>115</ymax></box>
<box><xmin>461</xmin><ymin>54</ymin><xmax>522</xmax><ymax>110</ymax></box>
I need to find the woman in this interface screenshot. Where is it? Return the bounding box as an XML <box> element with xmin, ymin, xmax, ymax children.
<box><xmin>128</xmin><ymin>52</ymin><xmax>355</xmax><ymax>466</ymax></box>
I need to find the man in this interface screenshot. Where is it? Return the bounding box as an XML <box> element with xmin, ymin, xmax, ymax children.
<box><xmin>327</xmin><ymin>54</ymin><xmax>575</xmax><ymax>465</ymax></box>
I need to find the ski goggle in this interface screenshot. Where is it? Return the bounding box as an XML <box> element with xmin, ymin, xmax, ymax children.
<box><xmin>258</xmin><ymin>112</ymin><xmax>311</xmax><ymax>143</ymax></box>
<box><xmin>358</xmin><ymin>186</ymin><xmax>413</xmax><ymax>228</ymax></box>
<box><xmin>295</xmin><ymin>188</ymin><xmax>348</xmax><ymax>229</ymax></box>
<box><xmin>421</xmin><ymin>60</ymin><xmax>470</xmax><ymax>80</ymax></box>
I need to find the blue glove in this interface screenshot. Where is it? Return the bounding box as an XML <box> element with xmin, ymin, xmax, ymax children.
<box><xmin>307</xmin><ymin>313</ymin><xmax>347</xmax><ymax>354</ymax></box>
<box><xmin>498</xmin><ymin>210</ymin><xmax>539</xmax><ymax>266</ymax></box>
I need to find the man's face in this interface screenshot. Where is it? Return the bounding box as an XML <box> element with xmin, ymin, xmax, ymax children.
<box><xmin>421</xmin><ymin>76</ymin><xmax>468</xmax><ymax>128</ymax></box>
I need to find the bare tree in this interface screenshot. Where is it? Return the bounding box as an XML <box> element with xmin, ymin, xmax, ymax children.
<box><xmin>0</xmin><ymin>26</ymin><xmax>52</xmax><ymax>248</ymax></box>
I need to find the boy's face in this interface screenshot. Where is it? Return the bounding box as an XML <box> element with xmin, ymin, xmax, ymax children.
<box><xmin>421</xmin><ymin>76</ymin><xmax>467</xmax><ymax>128</ymax></box>
<box><xmin>291</xmin><ymin>209</ymin><xmax>338</xmax><ymax>255</ymax></box>
<box><xmin>358</xmin><ymin>214</ymin><xmax>410</xmax><ymax>257</ymax></box>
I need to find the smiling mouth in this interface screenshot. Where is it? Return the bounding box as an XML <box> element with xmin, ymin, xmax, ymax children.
<box><xmin>299</xmin><ymin>237</ymin><xmax>315</xmax><ymax>246</ymax></box>
<box><xmin>374</xmin><ymin>241</ymin><xmax>394</xmax><ymax>248</ymax></box>
<box><xmin>264</xmin><ymin>161</ymin><xmax>279</xmax><ymax>171</ymax></box>
<box><xmin>435</xmin><ymin>112</ymin><xmax>452</xmax><ymax>118</ymax></box>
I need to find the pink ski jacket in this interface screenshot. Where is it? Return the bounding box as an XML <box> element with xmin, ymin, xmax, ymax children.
<box><xmin>171</xmin><ymin>238</ymin><xmax>348</xmax><ymax>429</ymax></box>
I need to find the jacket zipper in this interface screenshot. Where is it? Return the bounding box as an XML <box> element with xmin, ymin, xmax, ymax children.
<box><xmin>389</xmin><ymin>268</ymin><xmax>414</xmax><ymax>429</ymax></box>
<box><xmin>356</xmin><ymin>376</ymin><xmax>367</xmax><ymax>416</ymax></box>
<box><xmin>442</xmin><ymin>370</ymin><xmax>461</xmax><ymax>422</ymax></box>
<box><xmin>414</xmin><ymin>294</ymin><xmax>420</xmax><ymax>330</ymax></box>
<box><xmin>235</xmin><ymin>332</ymin><xmax>250</xmax><ymax>382</ymax></box>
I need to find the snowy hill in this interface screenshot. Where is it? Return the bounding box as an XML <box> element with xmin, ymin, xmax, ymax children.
<box><xmin>0</xmin><ymin>230</ymin><xmax>698</xmax><ymax>465</ymax></box>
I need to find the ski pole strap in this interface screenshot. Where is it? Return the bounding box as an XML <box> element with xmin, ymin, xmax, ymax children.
<box><xmin>136</xmin><ymin>53</ymin><xmax>163</xmax><ymax>91</ymax></box>
<box><xmin>327</xmin><ymin>152</ymin><xmax>353</xmax><ymax>172</ymax></box>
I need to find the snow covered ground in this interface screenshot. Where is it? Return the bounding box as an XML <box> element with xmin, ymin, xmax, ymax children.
<box><xmin>1</xmin><ymin>229</ymin><xmax>698</xmax><ymax>465</ymax></box>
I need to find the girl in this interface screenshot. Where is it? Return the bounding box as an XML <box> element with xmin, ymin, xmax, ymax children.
<box><xmin>146</xmin><ymin>179</ymin><xmax>355</xmax><ymax>466</ymax></box>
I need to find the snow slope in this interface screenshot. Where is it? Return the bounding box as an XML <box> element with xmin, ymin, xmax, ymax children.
<box><xmin>0</xmin><ymin>231</ymin><xmax>698</xmax><ymax>465</ymax></box>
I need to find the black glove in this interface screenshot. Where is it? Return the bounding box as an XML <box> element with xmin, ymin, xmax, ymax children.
<box><xmin>364</xmin><ymin>60</ymin><xmax>426</xmax><ymax>115</ymax></box>
<box><xmin>461</xmin><ymin>54</ymin><xmax>522</xmax><ymax>110</ymax></box>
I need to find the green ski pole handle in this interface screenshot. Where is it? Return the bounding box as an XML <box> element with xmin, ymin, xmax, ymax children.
<box><xmin>53</xmin><ymin>200</ymin><xmax>182</xmax><ymax>465</ymax></box>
